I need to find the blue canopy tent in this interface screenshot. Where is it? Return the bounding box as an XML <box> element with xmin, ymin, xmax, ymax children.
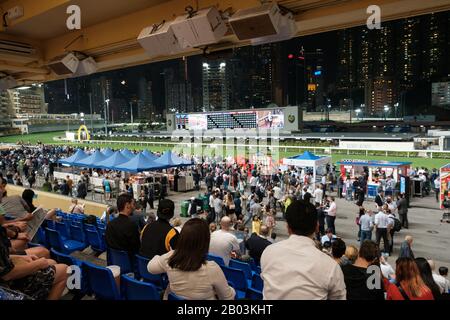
<box><xmin>120</xmin><ymin>149</ymin><xmax>135</xmax><ymax>159</ymax></box>
<box><xmin>153</xmin><ymin>151</ymin><xmax>193</xmax><ymax>169</ymax></box>
<box><xmin>142</xmin><ymin>150</ymin><xmax>159</xmax><ymax>161</ymax></box>
<box><xmin>72</xmin><ymin>150</ymin><xmax>108</xmax><ymax>168</ymax></box>
<box><xmin>58</xmin><ymin>149</ymin><xmax>88</xmax><ymax>166</ymax></box>
<box><xmin>102</xmin><ymin>148</ymin><xmax>114</xmax><ymax>157</ymax></box>
<box><xmin>113</xmin><ymin>153</ymin><xmax>161</xmax><ymax>173</ymax></box>
<box><xmin>283</xmin><ymin>151</ymin><xmax>331</xmax><ymax>184</ymax></box>
<box><xmin>96</xmin><ymin>151</ymin><xmax>130</xmax><ymax>170</ymax></box>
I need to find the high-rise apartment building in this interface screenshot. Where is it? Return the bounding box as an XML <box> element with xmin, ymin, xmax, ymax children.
<box><xmin>202</xmin><ymin>61</ymin><xmax>230</xmax><ymax>111</ymax></box>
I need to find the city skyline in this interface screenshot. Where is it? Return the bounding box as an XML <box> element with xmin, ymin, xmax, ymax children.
<box><xmin>44</xmin><ymin>10</ymin><xmax>450</xmax><ymax>121</ymax></box>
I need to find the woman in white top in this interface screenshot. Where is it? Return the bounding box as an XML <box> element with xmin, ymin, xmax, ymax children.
<box><xmin>148</xmin><ymin>218</ymin><xmax>235</xmax><ymax>300</ymax></box>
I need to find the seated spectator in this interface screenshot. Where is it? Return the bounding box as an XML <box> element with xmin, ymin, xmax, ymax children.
<box><xmin>171</xmin><ymin>218</ymin><xmax>183</xmax><ymax>233</ymax></box>
<box><xmin>148</xmin><ymin>218</ymin><xmax>235</xmax><ymax>300</ymax></box>
<box><xmin>209</xmin><ymin>222</ymin><xmax>217</xmax><ymax>233</ymax></box>
<box><xmin>428</xmin><ymin>260</ymin><xmax>449</xmax><ymax>294</ymax></box>
<box><xmin>68</xmin><ymin>199</ymin><xmax>85</xmax><ymax>214</ymax></box>
<box><xmin>209</xmin><ymin>216</ymin><xmax>240</xmax><ymax>266</ymax></box>
<box><xmin>331</xmin><ymin>238</ymin><xmax>347</xmax><ymax>265</ymax></box>
<box><xmin>0</xmin><ymin>209</ymin><xmax>68</xmax><ymax>300</ymax></box>
<box><xmin>321</xmin><ymin>228</ymin><xmax>337</xmax><ymax>245</ymax></box>
<box><xmin>439</xmin><ymin>267</ymin><xmax>449</xmax><ymax>293</ymax></box>
<box><xmin>380</xmin><ymin>255</ymin><xmax>396</xmax><ymax>282</ymax></box>
<box><xmin>101</xmin><ymin>206</ymin><xmax>118</xmax><ymax>223</ymax></box>
<box><xmin>415</xmin><ymin>258</ymin><xmax>442</xmax><ymax>299</ymax></box>
<box><xmin>245</xmin><ymin>225</ymin><xmax>272</xmax><ymax>265</ymax></box>
<box><xmin>386</xmin><ymin>257</ymin><xmax>434</xmax><ymax>300</ymax></box>
<box><xmin>341</xmin><ymin>240</ymin><xmax>385</xmax><ymax>300</ymax></box>
<box><xmin>105</xmin><ymin>194</ymin><xmax>140</xmax><ymax>259</ymax></box>
<box><xmin>343</xmin><ymin>245</ymin><xmax>359</xmax><ymax>266</ymax></box>
<box><xmin>270</xmin><ymin>232</ymin><xmax>277</xmax><ymax>243</ymax></box>
<box><xmin>261</xmin><ymin>200</ymin><xmax>346</xmax><ymax>300</ymax></box>
<box><xmin>140</xmin><ymin>199</ymin><xmax>179</xmax><ymax>260</ymax></box>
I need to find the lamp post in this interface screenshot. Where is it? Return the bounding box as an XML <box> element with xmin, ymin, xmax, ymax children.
<box><xmin>355</xmin><ymin>108</ymin><xmax>361</xmax><ymax>120</ymax></box>
<box><xmin>129</xmin><ymin>101</ymin><xmax>134</xmax><ymax>124</ymax></box>
<box><xmin>384</xmin><ymin>105</ymin><xmax>390</xmax><ymax>120</ymax></box>
<box><xmin>88</xmin><ymin>93</ymin><xmax>93</xmax><ymax>133</ymax></box>
<box><xmin>104</xmin><ymin>99</ymin><xmax>110</xmax><ymax>137</ymax></box>
<box><xmin>394</xmin><ymin>102</ymin><xmax>399</xmax><ymax>119</ymax></box>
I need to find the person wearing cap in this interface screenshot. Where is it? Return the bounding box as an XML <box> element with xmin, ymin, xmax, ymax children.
<box><xmin>139</xmin><ymin>199</ymin><xmax>180</xmax><ymax>260</ymax></box>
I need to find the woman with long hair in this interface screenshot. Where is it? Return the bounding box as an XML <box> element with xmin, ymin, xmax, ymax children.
<box><xmin>386</xmin><ymin>257</ymin><xmax>434</xmax><ymax>300</ymax></box>
<box><xmin>148</xmin><ymin>218</ymin><xmax>235</xmax><ymax>300</ymax></box>
<box><xmin>414</xmin><ymin>258</ymin><xmax>442</xmax><ymax>300</ymax></box>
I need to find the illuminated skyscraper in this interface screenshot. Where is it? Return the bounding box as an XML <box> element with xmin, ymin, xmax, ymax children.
<box><xmin>202</xmin><ymin>61</ymin><xmax>230</xmax><ymax>111</ymax></box>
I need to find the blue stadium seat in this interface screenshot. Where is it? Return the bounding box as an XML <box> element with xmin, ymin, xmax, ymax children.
<box><xmin>121</xmin><ymin>274</ymin><xmax>160</xmax><ymax>300</ymax></box>
<box><xmin>85</xmin><ymin>229</ymin><xmax>106</xmax><ymax>253</ymax></box>
<box><xmin>107</xmin><ymin>247</ymin><xmax>133</xmax><ymax>274</ymax></box>
<box><xmin>135</xmin><ymin>254</ymin><xmax>165</xmax><ymax>289</ymax></box>
<box><xmin>220</xmin><ymin>265</ymin><xmax>248</xmax><ymax>299</ymax></box>
<box><xmin>229</xmin><ymin>259</ymin><xmax>253</xmax><ymax>280</ymax></box>
<box><xmin>45</xmin><ymin>219</ymin><xmax>56</xmax><ymax>230</ymax></box>
<box><xmin>50</xmin><ymin>248</ymin><xmax>79</xmax><ymax>266</ymax></box>
<box><xmin>82</xmin><ymin>261</ymin><xmax>122</xmax><ymax>300</ymax></box>
<box><xmin>168</xmin><ymin>292</ymin><xmax>186</xmax><ymax>300</ymax></box>
<box><xmin>69</xmin><ymin>225</ymin><xmax>87</xmax><ymax>247</ymax></box>
<box><xmin>45</xmin><ymin>228</ymin><xmax>86</xmax><ymax>254</ymax></box>
<box><xmin>207</xmin><ymin>253</ymin><xmax>225</xmax><ymax>266</ymax></box>
<box><xmin>251</xmin><ymin>273</ymin><xmax>263</xmax><ymax>291</ymax></box>
<box><xmin>36</xmin><ymin>227</ymin><xmax>48</xmax><ymax>247</ymax></box>
<box><xmin>246</xmin><ymin>287</ymin><xmax>263</xmax><ymax>300</ymax></box>
<box><xmin>55</xmin><ymin>221</ymin><xmax>70</xmax><ymax>240</ymax></box>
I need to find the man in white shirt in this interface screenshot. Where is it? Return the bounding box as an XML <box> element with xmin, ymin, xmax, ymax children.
<box><xmin>209</xmin><ymin>216</ymin><xmax>240</xmax><ymax>266</ymax></box>
<box><xmin>380</xmin><ymin>255</ymin><xmax>395</xmax><ymax>282</ymax></box>
<box><xmin>261</xmin><ymin>200</ymin><xmax>346</xmax><ymax>300</ymax></box>
<box><xmin>324</xmin><ymin>196</ymin><xmax>337</xmax><ymax>235</ymax></box>
<box><xmin>250</xmin><ymin>176</ymin><xmax>258</xmax><ymax>193</ymax></box>
<box><xmin>313</xmin><ymin>184</ymin><xmax>324</xmax><ymax>205</ymax></box>
<box><xmin>213</xmin><ymin>194</ymin><xmax>223</xmax><ymax>223</ymax></box>
<box><xmin>273</xmin><ymin>184</ymin><xmax>282</xmax><ymax>201</ymax></box>
<box><xmin>374</xmin><ymin>210</ymin><xmax>392</xmax><ymax>255</ymax></box>
<box><xmin>428</xmin><ymin>260</ymin><xmax>449</xmax><ymax>294</ymax></box>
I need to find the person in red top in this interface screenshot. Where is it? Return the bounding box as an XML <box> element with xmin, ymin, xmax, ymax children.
<box><xmin>386</xmin><ymin>257</ymin><xmax>434</xmax><ymax>300</ymax></box>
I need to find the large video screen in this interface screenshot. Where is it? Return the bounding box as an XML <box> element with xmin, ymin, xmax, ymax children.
<box><xmin>175</xmin><ymin>109</ymin><xmax>284</xmax><ymax>130</ymax></box>
<box><xmin>432</xmin><ymin>82</ymin><xmax>450</xmax><ymax>107</ymax></box>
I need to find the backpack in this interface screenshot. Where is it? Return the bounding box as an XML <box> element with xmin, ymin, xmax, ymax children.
<box><xmin>393</xmin><ymin>217</ymin><xmax>402</xmax><ymax>232</ymax></box>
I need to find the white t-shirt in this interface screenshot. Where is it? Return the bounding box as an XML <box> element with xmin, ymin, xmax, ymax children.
<box><xmin>433</xmin><ymin>273</ymin><xmax>450</xmax><ymax>294</ymax></box>
<box><xmin>213</xmin><ymin>198</ymin><xmax>223</xmax><ymax>215</ymax></box>
<box><xmin>273</xmin><ymin>186</ymin><xmax>282</xmax><ymax>200</ymax></box>
<box><xmin>209</xmin><ymin>230</ymin><xmax>240</xmax><ymax>266</ymax></box>
<box><xmin>381</xmin><ymin>263</ymin><xmax>395</xmax><ymax>280</ymax></box>
<box><xmin>313</xmin><ymin>188</ymin><xmax>323</xmax><ymax>204</ymax></box>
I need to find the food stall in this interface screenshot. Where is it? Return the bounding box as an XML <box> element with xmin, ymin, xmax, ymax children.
<box><xmin>439</xmin><ymin>164</ymin><xmax>450</xmax><ymax>210</ymax></box>
<box><xmin>283</xmin><ymin>151</ymin><xmax>332</xmax><ymax>185</ymax></box>
<box><xmin>337</xmin><ymin>160</ymin><xmax>411</xmax><ymax>198</ymax></box>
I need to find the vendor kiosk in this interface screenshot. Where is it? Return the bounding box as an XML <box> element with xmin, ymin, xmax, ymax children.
<box><xmin>439</xmin><ymin>164</ymin><xmax>450</xmax><ymax>209</ymax></box>
<box><xmin>337</xmin><ymin>160</ymin><xmax>411</xmax><ymax>198</ymax></box>
<box><xmin>282</xmin><ymin>152</ymin><xmax>332</xmax><ymax>185</ymax></box>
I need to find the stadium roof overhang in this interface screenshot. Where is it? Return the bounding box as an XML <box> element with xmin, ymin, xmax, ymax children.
<box><xmin>1</xmin><ymin>0</ymin><xmax>449</xmax><ymax>85</ymax></box>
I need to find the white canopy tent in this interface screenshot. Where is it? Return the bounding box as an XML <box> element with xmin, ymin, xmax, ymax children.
<box><xmin>282</xmin><ymin>151</ymin><xmax>332</xmax><ymax>185</ymax></box>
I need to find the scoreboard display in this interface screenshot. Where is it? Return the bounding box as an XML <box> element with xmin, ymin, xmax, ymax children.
<box><xmin>175</xmin><ymin>109</ymin><xmax>284</xmax><ymax>130</ymax></box>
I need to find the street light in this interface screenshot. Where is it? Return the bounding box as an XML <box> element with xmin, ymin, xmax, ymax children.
<box><xmin>384</xmin><ymin>105</ymin><xmax>390</xmax><ymax>120</ymax></box>
<box><xmin>355</xmin><ymin>108</ymin><xmax>361</xmax><ymax>120</ymax></box>
<box><xmin>394</xmin><ymin>102</ymin><xmax>399</xmax><ymax>118</ymax></box>
<box><xmin>104</xmin><ymin>99</ymin><xmax>110</xmax><ymax>136</ymax></box>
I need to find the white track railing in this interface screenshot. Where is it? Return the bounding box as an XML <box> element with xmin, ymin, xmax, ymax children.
<box><xmin>52</xmin><ymin>139</ymin><xmax>450</xmax><ymax>159</ymax></box>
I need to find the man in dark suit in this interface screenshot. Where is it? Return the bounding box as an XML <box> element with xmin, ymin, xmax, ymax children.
<box><xmin>245</xmin><ymin>225</ymin><xmax>272</xmax><ymax>265</ymax></box>
<box><xmin>374</xmin><ymin>190</ymin><xmax>384</xmax><ymax>209</ymax></box>
<box><xmin>105</xmin><ymin>194</ymin><xmax>140</xmax><ymax>259</ymax></box>
<box><xmin>396</xmin><ymin>193</ymin><xmax>408</xmax><ymax>228</ymax></box>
